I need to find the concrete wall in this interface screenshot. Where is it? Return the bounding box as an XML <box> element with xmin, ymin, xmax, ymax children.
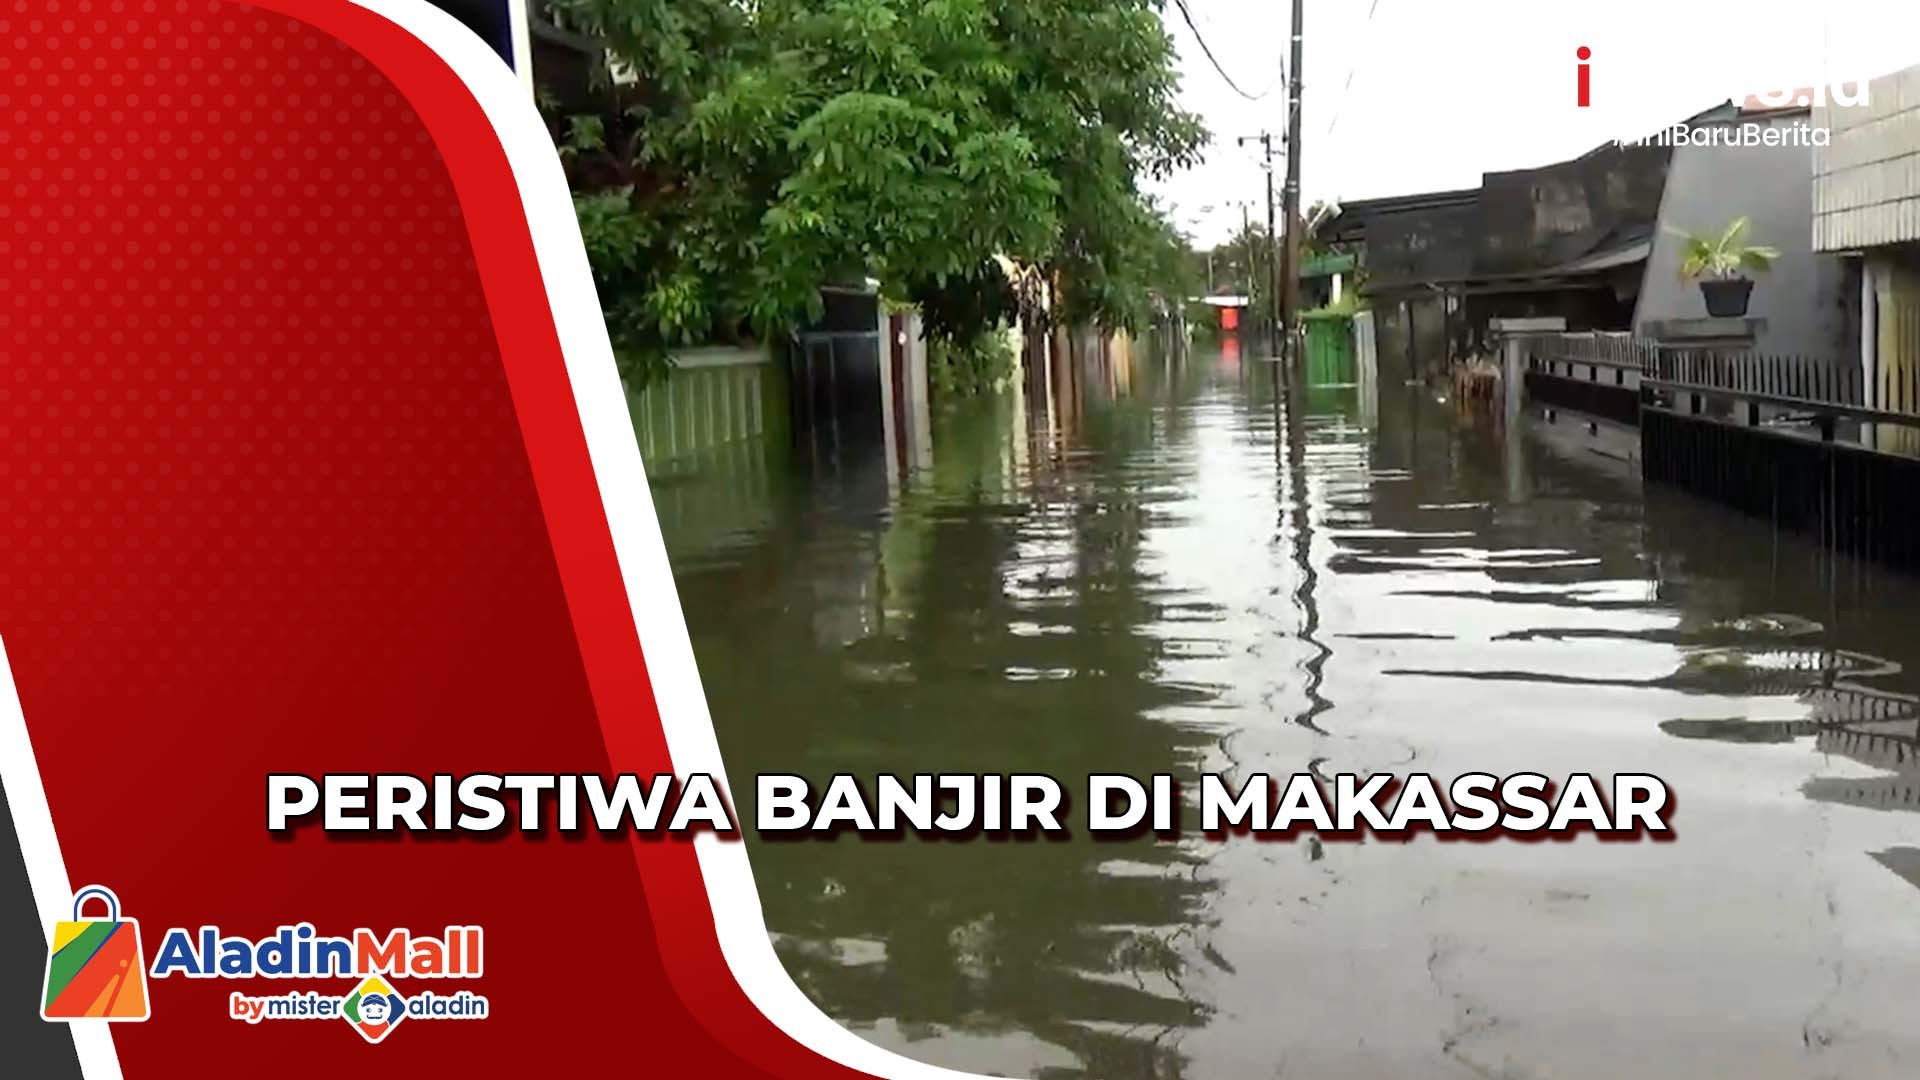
<box><xmin>625</xmin><ymin>345</ymin><xmax>784</xmax><ymax>472</ymax></box>
<box><xmin>1353</xmin><ymin>310</ymin><xmax>1379</xmax><ymax>429</ymax></box>
<box><xmin>888</xmin><ymin>311</ymin><xmax>933</xmax><ymax>476</ymax></box>
<box><xmin>1814</xmin><ymin>63</ymin><xmax>1920</xmax><ymax>251</ymax></box>
<box><xmin>1863</xmin><ymin>248</ymin><xmax>1920</xmax><ymax>455</ymax></box>
<box><xmin>1634</xmin><ymin>110</ymin><xmax>1850</xmax><ymax>357</ymax></box>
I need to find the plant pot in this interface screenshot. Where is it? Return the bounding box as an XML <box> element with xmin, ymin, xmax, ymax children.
<box><xmin>1699</xmin><ymin>277</ymin><xmax>1753</xmax><ymax>318</ymax></box>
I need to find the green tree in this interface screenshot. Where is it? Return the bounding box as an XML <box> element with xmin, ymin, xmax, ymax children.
<box><xmin>1196</xmin><ymin>221</ymin><xmax>1274</xmax><ymax>313</ymax></box>
<box><xmin>551</xmin><ymin>0</ymin><xmax>1204</xmax><ymax>384</ymax></box>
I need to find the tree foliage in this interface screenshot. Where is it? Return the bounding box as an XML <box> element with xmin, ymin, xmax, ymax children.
<box><xmin>1198</xmin><ymin>221</ymin><xmax>1274</xmax><ymax>307</ymax></box>
<box><xmin>927</xmin><ymin>329</ymin><xmax>1017</xmax><ymax>400</ymax></box>
<box><xmin>550</xmin><ymin>0</ymin><xmax>1205</xmax><ymax>380</ymax></box>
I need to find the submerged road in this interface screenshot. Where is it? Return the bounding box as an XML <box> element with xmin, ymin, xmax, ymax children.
<box><xmin>658</xmin><ymin>341</ymin><xmax>1920</xmax><ymax>1079</ymax></box>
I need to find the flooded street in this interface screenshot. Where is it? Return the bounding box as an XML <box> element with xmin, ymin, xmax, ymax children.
<box><xmin>658</xmin><ymin>342</ymin><xmax>1920</xmax><ymax>1079</ymax></box>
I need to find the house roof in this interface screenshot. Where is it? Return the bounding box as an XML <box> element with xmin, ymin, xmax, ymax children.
<box><xmin>1553</xmin><ymin>236</ymin><xmax>1653</xmax><ymax>274</ymax></box>
<box><xmin>1642</xmin><ymin>93</ymin><xmax>1813</xmax><ymax>136</ymax></box>
<box><xmin>531</xmin><ymin>15</ymin><xmax>600</xmax><ymax>53</ymax></box>
<box><xmin>1300</xmin><ymin>252</ymin><xmax>1356</xmax><ymax>278</ymax></box>
<box><xmin>1365</xmin><ymin>231</ymin><xmax>1654</xmax><ymax>296</ymax></box>
<box><xmin>1318</xmin><ymin>188</ymin><xmax>1481</xmax><ymax>246</ymax></box>
<box><xmin>1323</xmin><ymin>135</ymin><xmax>1671</xmax><ymax>297</ymax></box>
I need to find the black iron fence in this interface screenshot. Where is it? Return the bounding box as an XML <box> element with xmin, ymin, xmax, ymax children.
<box><xmin>1495</xmin><ymin>327</ymin><xmax>1920</xmax><ymax>571</ymax></box>
<box><xmin>1613</xmin><ymin>331</ymin><xmax>1920</xmax><ymax>572</ymax></box>
<box><xmin>1640</xmin><ymin>346</ymin><xmax>1920</xmax><ymax>465</ymax></box>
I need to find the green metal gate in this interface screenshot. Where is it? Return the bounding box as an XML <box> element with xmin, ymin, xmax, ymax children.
<box><xmin>1303</xmin><ymin>311</ymin><xmax>1356</xmax><ymax>386</ymax></box>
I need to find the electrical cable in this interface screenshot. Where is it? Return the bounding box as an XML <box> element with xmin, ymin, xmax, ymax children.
<box><xmin>1324</xmin><ymin>0</ymin><xmax>1384</xmax><ymax>136</ymax></box>
<box><xmin>1170</xmin><ymin>0</ymin><xmax>1282</xmax><ymax>102</ymax></box>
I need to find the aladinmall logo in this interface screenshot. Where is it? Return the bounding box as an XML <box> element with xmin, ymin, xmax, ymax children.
<box><xmin>343</xmin><ymin>975</ymin><xmax>405</xmax><ymax>1044</ymax></box>
<box><xmin>146</xmin><ymin>912</ymin><xmax>491</xmax><ymax>1043</ymax></box>
<box><xmin>227</xmin><ymin>972</ymin><xmax>491</xmax><ymax>1043</ymax></box>
<box><xmin>44</xmin><ymin>887</ymin><xmax>494</xmax><ymax>1042</ymax></box>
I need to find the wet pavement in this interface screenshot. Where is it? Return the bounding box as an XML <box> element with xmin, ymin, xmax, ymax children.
<box><xmin>657</xmin><ymin>340</ymin><xmax>1920</xmax><ymax>1079</ymax></box>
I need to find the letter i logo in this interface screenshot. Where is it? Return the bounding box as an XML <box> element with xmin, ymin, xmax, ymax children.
<box><xmin>1577</xmin><ymin>46</ymin><xmax>1592</xmax><ymax>107</ymax></box>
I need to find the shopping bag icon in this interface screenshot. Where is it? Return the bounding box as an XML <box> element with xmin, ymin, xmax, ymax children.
<box><xmin>42</xmin><ymin>885</ymin><xmax>150</xmax><ymax>1021</ymax></box>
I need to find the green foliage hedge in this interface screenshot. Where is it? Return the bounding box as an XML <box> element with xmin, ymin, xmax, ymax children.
<box><xmin>550</xmin><ymin>0</ymin><xmax>1205</xmax><ymax>386</ymax></box>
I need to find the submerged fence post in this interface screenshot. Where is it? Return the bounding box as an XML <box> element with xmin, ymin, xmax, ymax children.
<box><xmin>1502</xmin><ymin>334</ymin><xmax>1524</xmax><ymax>429</ymax></box>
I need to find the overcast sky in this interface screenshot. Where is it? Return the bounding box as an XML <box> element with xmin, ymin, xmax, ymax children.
<box><xmin>1153</xmin><ymin>0</ymin><xmax>1920</xmax><ymax>247</ymax></box>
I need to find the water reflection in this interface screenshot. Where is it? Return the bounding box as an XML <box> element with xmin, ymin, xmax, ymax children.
<box><xmin>660</xmin><ymin>340</ymin><xmax>1920</xmax><ymax>1078</ymax></box>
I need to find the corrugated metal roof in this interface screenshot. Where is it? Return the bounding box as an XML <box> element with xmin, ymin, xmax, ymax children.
<box><xmin>1552</xmin><ymin>238</ymin><xmax>1653</xmax><ymax>274</ymax></box>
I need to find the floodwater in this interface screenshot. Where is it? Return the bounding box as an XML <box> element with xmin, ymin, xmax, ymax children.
<box><xmin>655</xmin><ymin>339</ymin><xmax>1920</xmax><ymax>1079</ymax></box>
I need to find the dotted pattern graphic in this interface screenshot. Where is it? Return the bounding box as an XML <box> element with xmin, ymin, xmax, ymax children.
<box><xmin>0</xmin><ymin>1</ymin><xmax>538</xmax><ymax>685</ymax></box>
<box><xmin>0</xmin><ymin>3</ymin><xmax>675</xmax><ymax>1071</ymax></box>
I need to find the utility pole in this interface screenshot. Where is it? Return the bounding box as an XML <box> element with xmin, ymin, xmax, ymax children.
<box><xmin>1264</xmin><ymin>143</ymin><xmax>1280</xmax><ymax>357</ymax></box>
<box><xmin>1208</xmin><ymin>199</ymin><xmax>1256</xmax><ymax>299</ymax></box>
<box><xmin>1237</xmin><ymin>132</ymin><xmax>1282</xmax><ymax>357</ymax></box>
<box><xmin>1279</xmin><ymin>0</ymin><xmax>1305</xmax><ymax>364</ymax></box>
<box><xmin>1239</xmin><ymin>202</ymin><xmax>1253</xmax><ymax>300</ymax></box>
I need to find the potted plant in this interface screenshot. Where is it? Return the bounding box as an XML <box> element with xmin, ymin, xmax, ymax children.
<box><xmin>1675</xmin><ymin>216</ymin><xmax>1780</xmax><ymax>317</ymax></box>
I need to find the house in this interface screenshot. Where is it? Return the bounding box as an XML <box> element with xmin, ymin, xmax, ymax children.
<box><xmin>1467</xmin><ymin>141</ymin><xmax>1670</xmax><ymax>339</ymax></box>
<box><xmin>1298</xmin><ymin>251</ymin><xmax>1356</xmax><ymax>309</ymax></box>
<box><xmin>1319</xmin><ymin>186</ymin><xmax>1479</xmax><ymax>381</ymax></box>
<box><xmin>1813</xmin><ymin>62</ymin><xmax>1920</xmax><ymax>414</ymax></box>
<box><xmin>1635</xmin><ymin>94</ymin><xmax>1852</xmax><ymax>356</ymax></box>
<box><xmin>528</xmin><ymin>4</ymin><xmax>614</xmax><ymax>114</ymax></box>
<box><xmin>1197</xmin><ymin>294</ymin><xmax>1253</xmax><ymax>333</ymax></box>
<box><xmin>424</xmin><ymin>1</ymin><xmax>531</xmax><ymax>87</ymax></box>
<box><xmin>416</xmin><ymin>2</ymin><xmax>615</xmax><ymax>109</ymax></box>
<box><xmin>1321</xmin><ymin>140</ymin><xmax>1670</xmax><ymax>381</ymax></box>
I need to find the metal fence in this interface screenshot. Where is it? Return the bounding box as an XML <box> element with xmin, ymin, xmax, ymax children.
<box><xmin>1532</xmin><ymin>331</ymin><xmax>1658</xmax><ymax>374</ymax></box>
<box><xmin>1496</xmin><ymin>326</ymin><xmax>1920</xmax><ymax>569</ymax></box>
<box><xmin>1644</xmin><ymin>349</ymin><xmax>1876</xmax><ymax>414</ymax></box>
<box><xmin>1520</xmin><ymin>332</ymin><xmax>1651</xmax><ymax>427</ymax></box>
<box><xmin>1618</xmin><ymin>324</ymin><xmax>1920</xmax><ymax>571</ymax></box>
<box><xmin>628</xmin><ymin>347</ymin><xmax>785</xmax><ymax>469</ymax></box>
<box><xmin>1633</xmin><ymin>301</ymin><xmax>1920</xmax><ymax>430</ymax></box>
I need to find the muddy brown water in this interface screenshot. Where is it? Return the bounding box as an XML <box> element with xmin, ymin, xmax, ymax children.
<box><xmin>655</xmin><ymin>342</ymin><xmax>1920</xmax><ymax>1079</ymax></box>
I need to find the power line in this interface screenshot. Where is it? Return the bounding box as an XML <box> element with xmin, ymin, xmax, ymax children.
<box><xmin>1170</xmin><ymin>0</ymin><xmax>1282</xmax><ymax>102</ymax></box>
<box><xmin>1324</xmin><ymin>0</ymin><xmax>1384</xmax><ymax>137</ymax></box>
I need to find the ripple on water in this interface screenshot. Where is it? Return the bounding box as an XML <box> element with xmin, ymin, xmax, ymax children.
<box><xmin>662</xmin><ymin>351</ymin><xmax>1920</xmax><ymax>1079</ymax></box>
